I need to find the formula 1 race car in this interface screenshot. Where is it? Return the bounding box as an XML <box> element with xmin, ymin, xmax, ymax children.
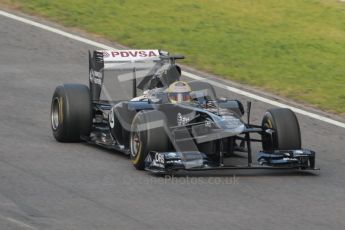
<box><xmin>50</xmin><ymin>49</ymin><xmax>318</xmax><ymax>174</ymax></box>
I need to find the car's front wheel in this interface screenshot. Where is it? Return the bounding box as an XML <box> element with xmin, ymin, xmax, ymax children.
<box><xmin>130</xmin><ymin>110</ymin><xmax>169</xmax><ymax>170</ymax></box>
<box><xmin>261</xmin><ymin>108</ymin><xmax>301</xmax><ymax>151</ymax></box>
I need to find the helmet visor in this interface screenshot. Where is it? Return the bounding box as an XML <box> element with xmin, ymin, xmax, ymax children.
<box><xmin>169</xmin><ymin>92</ymin><xmax>191</xmax><ymax>103</ymax></box>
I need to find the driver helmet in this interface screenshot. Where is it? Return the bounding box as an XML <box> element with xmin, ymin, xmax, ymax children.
<box><xmin>167</xmin><ymin>81</ymin><xmax>192</xmax><ymax>103</ymax></box>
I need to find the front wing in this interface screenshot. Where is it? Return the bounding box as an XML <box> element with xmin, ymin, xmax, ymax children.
<box><xmin>144</xmin><ymin>149</ymin><xmax>318</xmax><ymax>174</ymax></box>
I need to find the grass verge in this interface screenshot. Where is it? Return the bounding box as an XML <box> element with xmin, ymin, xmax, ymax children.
<box><xmin>1</xmin><ymin>0</ymin><xmax>345</xmax><ymax>114</ymax></box>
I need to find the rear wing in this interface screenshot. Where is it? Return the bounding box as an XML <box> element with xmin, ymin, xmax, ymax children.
<box><xmin>88</xmin><ymin>49</ymin><xmax>166</xmax><ymax>101</ymax></box>
<box><xmin>88</xmin><ymin>49</ymin><xmax>184</xmax><ymax>101</ymax></box>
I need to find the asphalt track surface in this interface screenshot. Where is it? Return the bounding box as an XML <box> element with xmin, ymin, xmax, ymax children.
<box><xmin>1</xmin><ymin>11</ymin><xmax>345</xmax><ymax>230</ymax></box>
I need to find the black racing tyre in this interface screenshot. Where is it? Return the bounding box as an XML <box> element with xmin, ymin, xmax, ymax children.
<box><xmin>261</xmin><ymin>108</ymin><xmax>301</xmax><ymax>151</ymax></box>
<box><xmin>130</xmin><ymin>110</ymin><xmax>169</xmax><ymax>170</ymax></box>
<box><xmin>51</xmin><ymin>84</ymin><xmax>92</xmax><ymax>142</ymax></box>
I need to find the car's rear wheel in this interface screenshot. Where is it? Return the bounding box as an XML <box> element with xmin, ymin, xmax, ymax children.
<box><xmin>51</xmin><ymin>84</ymin><xmax>91</xmax><ymax>142</ymax></box>
<box><xmin>261</xmin><ymin>108</ymin><xmax>301</xmax><ymax>151</ymax></box>
<box><xmin>130</xmin><ymin>110</ymin><xmax>169</xmax><ymax>170</ymax></box>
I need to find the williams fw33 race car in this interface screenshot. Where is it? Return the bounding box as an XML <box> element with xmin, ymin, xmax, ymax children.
<box><xmin>50</xmin><ymin>49</ymin><xmax>318</xmax><ymax>174</ymax></box>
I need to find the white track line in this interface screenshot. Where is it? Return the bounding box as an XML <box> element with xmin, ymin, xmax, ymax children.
<box><xmin>183</xmin><ymin>71</ymin><xmax>345</xmax><ymax>128</ymax></box>
<box><xmin>0</xmin><ymin>10</ymin><xmax>112</xmax><ymax>50</ymax></box>
<box><xmin>0</xmin><ymin>215</ymin><xmax>37</xmax><ymax>230</ymax></box>
<box><xmin>1</xmin><ymin>10</ymin><xmax>344</xmax><ymax>129</ymax></box>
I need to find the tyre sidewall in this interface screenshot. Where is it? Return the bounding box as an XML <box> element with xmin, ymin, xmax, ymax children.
<box><xmin>51</xmin><ymin>86</ymin><xmax>69</xmax><ymax>141</ymax></box>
